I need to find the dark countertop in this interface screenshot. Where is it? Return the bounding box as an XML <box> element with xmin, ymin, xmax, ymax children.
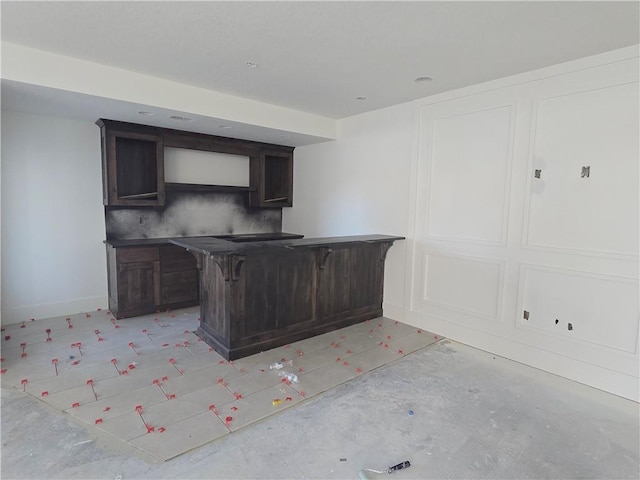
<box><xmin>104</xmin><ymin>232</ymin><xmax>304</xmax><ymax>248</ymax></box>
<box><xmin>169</xmin><ymin>234</ymin><xmax>405</xmax><ymax>256</ymax></box>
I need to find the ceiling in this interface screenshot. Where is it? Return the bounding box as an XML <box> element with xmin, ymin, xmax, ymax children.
<box><xmin>1</xmin><ymin>1</ymin><xmax>639</xmax><ymax>144</ymax></box>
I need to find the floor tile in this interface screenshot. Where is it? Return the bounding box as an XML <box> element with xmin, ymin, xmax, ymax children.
<box><xmin>290</xmin><ymin>361</ymin><xmax>358</xmax><ymax>398</ymax></box>
<box><xmin>139</xmin><ymin>397</ymin><xmax>207</xmax><ymax>427</ymax></box>
<box><xmin>65</xmin><ymin>384</ymin><xmax>168</xmax><ymax>425</ymax></box>
<box><xmin>293</xmin><ymin>345</ymin><xmax>350</xmax><ymax>374</ymax></box>
<box><xmin>121</xmin><ymin>364</ymin><xmax>184</xmax><ymax>386</ymax></box>
<box><xmin>91</xmin><ymin>368</ymin><xmax>176</xmax><ymax>399</ymax></box>
<box><xmin>129</xmin><ymin>410</ymin><xmax>229</xmax><ymax>461</ymax></box>
<box><xmin>216</xmin><ymin>383</ymin><xmax>304</xmax><ymax>432</ymax></box>
<box><xmin>37</xmin><ymin>382</ymin><xmax>98</xmax><ymax>411</ymax></box>
<box><xmin>25</xmin><ymin>363</ymin><xmax>119</xmax><ymax>396</ymax></box>
<box><xmin>169</xmin><ymin>350</ymin><xmax>228</xmax><ymax>374</ymax></box>
<box><xmin>347</xmin><ymin>343</ymin><xmax>401</xmax><ymax>373</ymax></box>
<box><xmin>173</xmin><ymin>383</ymin><xmax>237</xmax><ymax>411</ymax></box>
<box><xmin>161</xmin><ymin>365</ymin><xmax>237</xmax><ymax>397</ymax></box>
<box><xmin>332</xmin><ymin>331</ymin><xmax>381</xmax><ymax>356</ymax></box>
<box><xmin>287</xmin><ymin>329</ymin><xmax>341</xmax><ymax>354</ymax></box>
<box><xmin>228</xmin><ymin>346</ymin><xmax>297</xmax><ymax>372</ymax></box>
<box><xmin>134</xmin><ymin>345</ymin><xmax>194</xmax><ymax>365</ymax></box>
<box><xmin>2</xmin><ymin>309</ymin><xmax>444</xmax><ymax>463</ymax></box>
<box><xmin>222</xmin><ymin>370</ymin><xmax>284</xmax><ymax>397</ymax></box>
<box><xmin>1</xmin><ymin>353</ymin><xmax>63</xmax><ymax>387</ymax></box>
<box><xmin>96</xmin><ymin>411</ymin><xmax>149</xmax><ymax>441</ymax></box>
<box><xmin>389</xmin><ymin>329</ymin><xmax>442</xmax><ymax>355</ymax></box>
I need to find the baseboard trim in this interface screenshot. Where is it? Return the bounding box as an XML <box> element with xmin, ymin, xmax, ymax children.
<box><xmin>382</xmin><ymin>302</ymin><xmax>405</xmax><ymax>322</ymax></box>
<box><xmin>404</xmin><ymin>310</ymin><xmax>639</xmax><ymax>402</ymax></box>
<box><xmin>1</xmin><ymin>295</ymin><xmax>108</xmax><ymax>325</ymax></box>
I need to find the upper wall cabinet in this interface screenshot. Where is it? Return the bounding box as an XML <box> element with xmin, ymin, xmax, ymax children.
<box><xmin>249</xmin><ymin>150</ymin><xmax>294</xmax><ymax>207</ymax></box>
<box><xmin>97</xmin><ymin>119</ymin><xmax>294</xmax><ymax>208</ymax></box>
<box><xmin>97</xmin><ymin>119</ymin><xmax>165</xmax><ymax>206</ymax></box>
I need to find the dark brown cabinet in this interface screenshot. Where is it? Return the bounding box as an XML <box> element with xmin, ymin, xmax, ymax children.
<box><xmin>97</xmin><ymin>119</ymin><xmax>165</xmax><ymax>207</ymax></box>
<box><xmin>249</xmin><ymin>150</ymin><xmax>294</xmax><ymax>207</ymax></box>
<box><xmin>106</xmin><ymin>244</ymin><xmax>198</xmax><ymax>318</ymax></box>
<box><xmin>171</xmin><ymin>235</ymin><xmax>402</xmax><ymax>360</ymax></box>
<box><xmin>98</xmin><ymin>118</ymin><xmax>294</xmax><ymax>209</ymax></box>
<box><xmin>160</xmin><ymin>246</ymin><xmax>199</xmax><ymax>306</ymax></box>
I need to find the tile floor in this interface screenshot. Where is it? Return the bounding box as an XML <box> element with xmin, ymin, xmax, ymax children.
<box><xmin>0</xmin><ymin>307</ymin><xmax>441</xmax><ymax>461</ymax></box>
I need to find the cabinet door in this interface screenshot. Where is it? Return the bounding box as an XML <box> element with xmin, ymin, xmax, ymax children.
<box><xmin>100</xmin><ymin>120</ymin><xmax>165</xmax><ymax>206</ymax></box>
<box><xmin>249</xmin><ymin>150</ymin><xmax>293</xmax><ymax>207</ymax></box>
<box><xmin>118</xmin><ymin>261</ymin><xmax>160</xmax><ymax>313</ymax></box>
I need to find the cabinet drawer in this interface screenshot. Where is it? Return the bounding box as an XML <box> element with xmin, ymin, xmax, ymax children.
<box><xmin>160</xmin><ymin>246</ymin><xmax>197</xmax><ymax>272</ymax></box>
<box><xmin>117</xmin><ymin>247</ymin><xmax>159</xmax><ymax>263</ymax></box>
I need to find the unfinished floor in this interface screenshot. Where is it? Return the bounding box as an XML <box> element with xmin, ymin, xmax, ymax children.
<box><xmin>1</xmin><ymin>308</ymin><xmax>638</xmax><ymax>479</ymax></box>
<box><xmin>0</xmin><ymin>307</ymin><xmax>439</xmax><ymax>461</ymax></box>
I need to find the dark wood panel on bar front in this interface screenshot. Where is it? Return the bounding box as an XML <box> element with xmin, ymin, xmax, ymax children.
<box><xmin>171</xmin><ymin>235</ymin><xmax>404</xmax><ymax>360</ymax></box>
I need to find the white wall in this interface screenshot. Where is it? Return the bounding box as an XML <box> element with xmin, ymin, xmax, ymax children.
<box><xmin>1</xmin><ymin>111</ymin><xmax>107</xmax><ymax>323</ymax></box>
<box><xmin>285</xmin><ymin>46</ymin><xmax>639</xmax><ymax>401</ymax></box>
<box><xmin>283</xmin><ymin>102</ymin><xmax>414</xmax><ymax>318</ymax></box>
<box><xmin>406</xmin><ymin>47</ymin><xmax>639</xmax><ymax>401</ymax></box>
<box><xmin>164</xmin><ymin>148</ymin><xmax>250</xmax><ymax>187</ymax></box>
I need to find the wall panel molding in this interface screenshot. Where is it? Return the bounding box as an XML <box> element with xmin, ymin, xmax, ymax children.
<box><xmin>515</xmin><ymin>263</ymin><xmax>639</xmax><ymax>355</ymax></box>
<box><xmin>420</xmin><ymin>251</ymin><xmax>504</xmax><ymax>321</ymax></box>
<box><xmin>522</xmin><ymin>82</ymin><xmax>639</xmax><ymax>259</ymax></box>
<box><xmin>424</xmin><ymin>103</ymin><xmax>515</xmax><ymax>246</ymax></box>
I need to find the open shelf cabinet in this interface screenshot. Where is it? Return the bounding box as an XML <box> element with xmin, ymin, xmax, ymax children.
<box><xmin>250</xmin><ymin>150</ymin><xmax>293</xmax><ymax>207</ymax></box>
<box><xmin>98</xmin><ymin>120</ymin><xmax>165</xmax><ymax>206</ymax></box>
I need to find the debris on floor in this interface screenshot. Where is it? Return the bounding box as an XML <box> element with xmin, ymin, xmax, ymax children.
<box><xmin>359</xmin><ymin>460</ymin><xmax>411</xmax><ymax>479</ymax></box>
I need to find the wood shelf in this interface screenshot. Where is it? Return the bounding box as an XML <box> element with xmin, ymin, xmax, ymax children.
<box><xmin>118</xmin><ymin>192</ymin><xmax>159</xmax><ymax>200</ymax></box>
<box><xmin>165</xmin><ymin>183</ymin><xmax>256</xmax><ymax>193</ymax></box>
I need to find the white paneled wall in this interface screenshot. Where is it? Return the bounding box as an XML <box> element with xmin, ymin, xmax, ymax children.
<box><xmin>407</xmin><ymin>48</ymin><xmax>639</xmax><ymax>400</ymax></box>
<box><xmin>525</xmin><ymin>82</ymin><xmax>639</xmax><ymax>256</ymax></box>
<box><xmin>427</xmin><ymin>105</ymin><xmax>513</xmax><ymax>245</ymax></box>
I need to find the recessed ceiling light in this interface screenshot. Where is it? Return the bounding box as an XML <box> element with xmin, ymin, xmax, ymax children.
<box><xmin>356</xmin><ymin>96</ymin><xmax>367</xmax><ymax>101</ymax></box>
<box><xmin>415</xmin><ymin>76</ymin><xmax>433</xmax><ymax>83</ymax></box>
<box><xmin>218</xmin><ymin>125</ymin><xmax>232</xmax><ymax>129</ymax></box>
<box><xmin>246</xmin><ymin>62</ymin><xmax>259</xmax><ymax>68</ymax></box>
<box><xmin>169</xmin><ymin>115</ymin><xmax>193</xmax><ymax>122</ymax></box>
<box><xmin>138</xmin><ymin>111</ymin><xmax>154</xmax><ymax>116</ymax></box>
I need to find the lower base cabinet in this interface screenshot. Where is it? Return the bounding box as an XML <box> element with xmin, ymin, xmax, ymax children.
<box><xmin>106</xmin><ymin>244</ymin><xmax>199</xmax><ymax>318</ymax></box>
<box><xmin>189</xmin><ymin>238</ymin><xmax>399</xmax><ymax>360</ymax></box>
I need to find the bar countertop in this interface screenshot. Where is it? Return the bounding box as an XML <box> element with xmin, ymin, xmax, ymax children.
<box><xmin>169</xmin><ymin>234</ymin><xmax>405</xmax><ymax>256</ymax></box>
<box><xmin>104</xmin><ymin>232</ymin><xmax>304</xmax><ymax>248</ymax></box>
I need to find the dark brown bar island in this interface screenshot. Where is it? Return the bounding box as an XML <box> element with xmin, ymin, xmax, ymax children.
<box><xmin>170</xmin><ymin>235</ymin><xmax>404</xmax><ymax>360</ymax></box>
